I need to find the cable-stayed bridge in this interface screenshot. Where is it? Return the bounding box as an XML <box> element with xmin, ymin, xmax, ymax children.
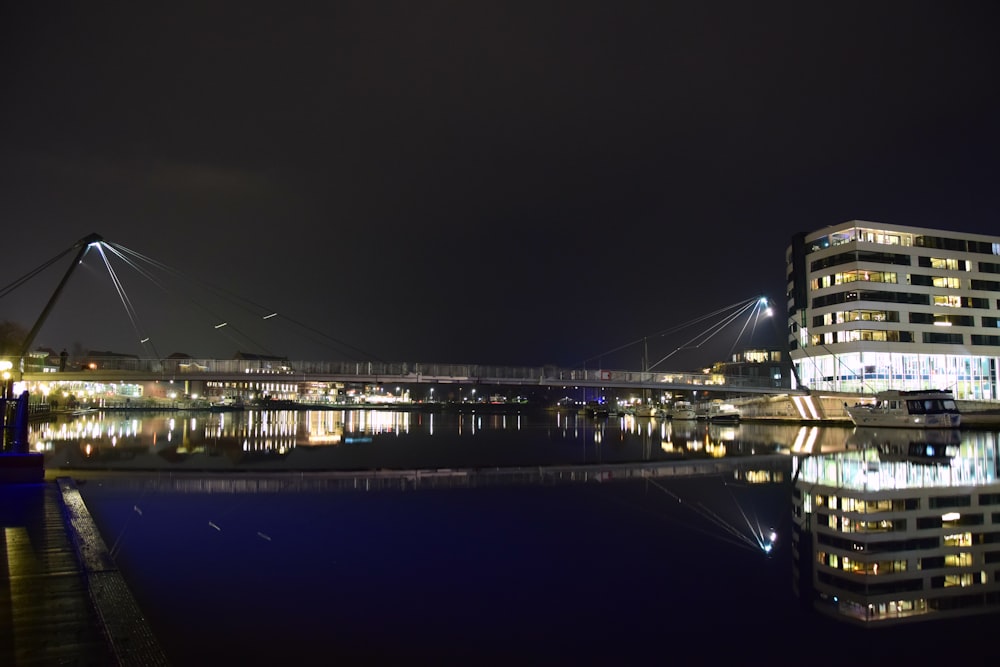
<box><xmin>3</xmin><ymin>233</ymin><xmax>797</xmax><ymax>396</ymax></box>
<box><xmin>18</xmin><ymin>357</ymin><xmax>802</xmax><ymax>394</ymax></box>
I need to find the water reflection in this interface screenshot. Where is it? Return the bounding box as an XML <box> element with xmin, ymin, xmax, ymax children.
<box><xmin>792</xmin><ymin>427</ymin><xmax>1000</xmax><ymax>626</ymax></box>
<box><xmin>55</xmin><ymin>414</ymin><xmax>1000</xmax><ymax>663</ymax></box>
<box><xmin>31</xmin><ymin>408</ymin><xmax>839</xmax><ymax>471</ymax></box>
<box><xmin>28</xmin><ymin>408</ymin><xmax>1000</xmax><ymax>631</ymax></box>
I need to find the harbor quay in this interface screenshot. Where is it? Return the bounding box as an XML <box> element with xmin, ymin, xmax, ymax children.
<box><xmin>0</xmin><ymin>477</ymin><xmax>169</xmax><ymax>666</ymax></box>
<box><xmin>14</xmin><ymin>380</ymin><xmax>1000</xmax><ymax>428</ymax></box>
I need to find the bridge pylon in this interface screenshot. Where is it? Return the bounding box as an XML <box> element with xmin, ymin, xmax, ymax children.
<box><xmin>16</xmin><ymin>233</ymin><xmax>105</xmax><ymax>377</ymax></box>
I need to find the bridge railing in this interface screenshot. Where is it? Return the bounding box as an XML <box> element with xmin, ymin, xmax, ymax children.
<box><xmin>58</xmin><ymin>357</ymin><xmax>780</xmax><ymax>389</ymax></box>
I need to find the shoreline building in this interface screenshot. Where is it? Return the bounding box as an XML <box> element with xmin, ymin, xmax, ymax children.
<box><xmin>786</xmin><ymin>220</ymin><xmax>1000</xmax><ymax>399</ymax></box>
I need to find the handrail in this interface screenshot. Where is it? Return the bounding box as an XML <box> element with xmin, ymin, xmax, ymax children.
<box><xmin>15</xmin><ymin>357</ymin><xmax>798</xmax><ymax>394</ymax></box>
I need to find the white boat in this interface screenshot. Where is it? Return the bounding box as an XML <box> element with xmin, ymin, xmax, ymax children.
<box><xmin>209</xmin><ymin>396</ymin><xmax>245</xmax><ymax>412</ymax></box>
<box><xmin>698</xmin><ymin>400</ymin><xmax>741</xmax><ymax>422</ymax></box>
<box><xmin>633</xmin><ymin>405</ymin><xmax>666</xmax><ymax>418</ymax></box>
<box><xmin>844</xmin><ymin>390</ymin><xmax>960</xmax><ymax>428</ymax></box>
<box><xmin>669</xmin><ymin>401</ymin><xmax>697</xmax><ymax>420</ymax></box>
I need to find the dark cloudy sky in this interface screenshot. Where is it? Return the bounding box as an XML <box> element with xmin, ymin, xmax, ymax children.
<box><xmin>2</xmin><ymin>2</ymin><xmax>998</xmax><ymax>369</ymax></box>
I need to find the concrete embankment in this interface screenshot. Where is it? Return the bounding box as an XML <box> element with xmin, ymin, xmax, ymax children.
<box><xmin>732</xmin><ymin>393</ymin><xmax>1000</xmax><ymax>428</ymax></box>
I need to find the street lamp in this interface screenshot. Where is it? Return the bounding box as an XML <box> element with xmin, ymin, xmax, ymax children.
<box><xmin>0</xmin><ymin>360</ymin><xmax>12</xmax><ymax>399</ymax></box>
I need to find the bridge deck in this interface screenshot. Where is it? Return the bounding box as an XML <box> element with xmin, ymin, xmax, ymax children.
<box><xmin>21</xmin><ymin>359</ymin><xmax>800</xmax><ymax>395</ymax></box>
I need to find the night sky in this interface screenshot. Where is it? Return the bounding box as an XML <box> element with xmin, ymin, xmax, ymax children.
<box><xmin>2</xmin><ymin>2</ymin><xmax>998</xmax><ymax>369</ymax></box>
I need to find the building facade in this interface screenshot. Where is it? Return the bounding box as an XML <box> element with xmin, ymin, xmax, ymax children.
<box><xmin>786</xmin><ymin>220</ymin><xmax>1000</xmax><ymax>399</ymax></box>
<box><xmin>710</xmin><ymin>347</ymin><xmax>791</xmax><ymax>389</ymax></box>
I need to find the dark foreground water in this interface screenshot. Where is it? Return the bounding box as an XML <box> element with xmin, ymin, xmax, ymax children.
<box><xmin>42</xmin><ymin>410</ymin><xmax>998</xmax><ymax>665</ymax></box>
<box><xmin>75</xmin><ymin>473</ymin><xmax>995</xmax><ymax>666</ymax></box>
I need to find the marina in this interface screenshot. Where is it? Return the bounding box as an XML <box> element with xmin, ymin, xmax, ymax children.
<box><xmin>6</xmin><ymin>405</ymin><xmax>1000</xmax><ymax>665</ymax></box>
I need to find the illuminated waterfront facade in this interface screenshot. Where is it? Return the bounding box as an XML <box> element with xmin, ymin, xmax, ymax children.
<box><xmin>786</xmin><ymin>221</ymin><xmax>1000</xmax><ymax>398</ymax></box>
<box><xmin>792</xmin><ymin>431</ymin><xmax>1000</xmax><ymax>626</ymax></box>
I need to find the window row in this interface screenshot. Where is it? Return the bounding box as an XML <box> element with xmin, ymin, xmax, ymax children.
<box><xmin>912</xmin><ymin>275</ymin><xmax>1000</xmax><ymax>290</ymax></box>
<box><xmin>821</xmin><ymin>493</ymin><xmax>1000</xmax><ymax>514</ymax></box>
<box><xmin>811</xmin><ymin>273</ymin><xmax>1000</xmax><ymax>292</ymax></box>
<box><xmin>813</xmin><ymin>290</ymin><xmax>993</xmax><ymax>309</ymax></box>
<box><xmin>811</xmin><ymin>271</ymin><xmax>897</xmax><ymax>290</ymax></box>
<box><xmin>917</xmin><ymin>258</ymin><xmax>1000</xmax><ymax>273</ymax></box>
<box><xmin>817</xmin><ymin>551</ymin><xmax>909</xmax><ymax>574</ymax></box>
<box><xmin>814</xmin><ymin>310</ymin><xmax>899</xmax><ymax>326</ymax></box>
<box><xmin>811</xmin><ymin>250</ymin><xmax>912</xmax><ymax>271</ymax></box>
<box><xmin>809</xmin><ymin>331</ymin><xmax>1000</xmax><ymax>346</ymax></box>
<box><xmin>807</xmin><ymin>226</ymin><xmax>1000</xmax><ymax>257</ymax></box>
<box><xmin>813</xmin><ymin>312</ymin><xmax>996</xmax><ymax>327</ymax></box>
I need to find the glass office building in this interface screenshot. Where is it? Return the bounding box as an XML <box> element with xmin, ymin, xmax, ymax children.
<box><xmin>786</xmin><ymin>221</ymin><xmax>1000</xmax><ymax>399</ymax></box>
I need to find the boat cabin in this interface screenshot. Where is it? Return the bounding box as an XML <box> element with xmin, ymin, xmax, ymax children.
<box><xmin>873</xmin><ymin>390</ymin><xmax>958</xmax><ymax>416</ymax></box>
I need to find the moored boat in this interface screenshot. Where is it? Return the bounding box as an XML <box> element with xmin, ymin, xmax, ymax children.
<box><xmin>209</xmin><ymin>396</ymin><xmax>245</xmax><ymax>412</ymax></box>
<box><xmin>698</xmin><ymin>400</ymin><xmax>741</xmax><ymax>422</ymax></box>
<box><xmin>845</xmin><ymin>389</ymin><xmax>960</xmax><ymax>428</ymax></box>
<box><xmin>669</xmin><ymin>401</ymin><xmax>697</xmax><ymax>420</ymax></box>
<box><xmin>633</xmin><ymin>404</ymin><xmax>666</xmax><ymax>418</ymax></box>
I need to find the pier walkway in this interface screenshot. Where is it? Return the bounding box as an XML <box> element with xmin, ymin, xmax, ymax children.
<box><xmin>0</xmin><ymin>477</ymin><xmax>168</xmax><ymax>666</ymax></box>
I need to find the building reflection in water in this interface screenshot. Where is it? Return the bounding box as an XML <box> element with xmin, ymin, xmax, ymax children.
<box><xmin>792</xmin><ymin>427</ymin><xmax>1000</xmax><ymax>626</ymax></box>
<box><xmin>30</xmin><ymin>408</ymin><xmax>827</xmax><ymax>471</ymax></box>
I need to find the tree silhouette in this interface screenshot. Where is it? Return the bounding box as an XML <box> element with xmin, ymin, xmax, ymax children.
<box><xmin>0</xmin><ymin>320</ymin><xmax>28</xmax><ymax>357</ymax></box>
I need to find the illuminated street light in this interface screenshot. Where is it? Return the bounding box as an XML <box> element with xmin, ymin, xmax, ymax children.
<box><xmin>1</xmin><ymin>360</ymin><xmax>12</xmax><ymax>398</ymax></box>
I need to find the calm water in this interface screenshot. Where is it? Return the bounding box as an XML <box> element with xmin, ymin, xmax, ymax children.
<box><xmin>32</xmin><ymin>407</ymin><xmax>852</xmax><ymax>472</ymax></box>
<box><xmin>32</xmin><ymin>409</ymin><xmax>1000</xmax><ymax>665</ymax></box>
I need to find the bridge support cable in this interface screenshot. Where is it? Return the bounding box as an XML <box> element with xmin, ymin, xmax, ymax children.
<box><xmin>724</xmin><ymin>483</ymin><xmax>775</xmax><ymax>553</ymax></box>
<box><xmin>644</xmin><ymin>478</ymin><xmax>763</xmax><ymax>554</ymax></box>
<box><xmin>100</xmin><ymin>241</ymin><xmax>286</xmax><ymax>359</ymax></box>
<box><xmin>0</xmin><ymin>246</ymin><xmax>77</xmax><ymax>300</ymax></box>
<box><xmin>104</xmin><ymin>241</ymin><xmax>381</xmax><ymax>361</ymax></box>
<box><xmin>723</xmin><ymin>296</ymin><xmax>771</xmax><ymax>363</ymax></box>
<box><xmin>574</xmin><ymin>294</ymin><xmax>764</xmax><ymax>371</ymax></box>
<box><xmin>257</xmin><ymin>312</ymin><xmax>385</xmax><ymax>363</ymax></box>
<box><xmin>93</xmin><ymin>243</ymin><xmax>162</xmax><ymax>361</ymax></box>
<box><xmin>646</xmin><ymin>296</ymin><xmax>762</xmax><ymax>371</ymax></box>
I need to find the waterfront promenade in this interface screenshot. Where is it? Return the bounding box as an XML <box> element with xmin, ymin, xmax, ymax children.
<box><xmin>0</xmin><ymin>475</ymin><xmax>168</xmax><ymax>666</ymax></box>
